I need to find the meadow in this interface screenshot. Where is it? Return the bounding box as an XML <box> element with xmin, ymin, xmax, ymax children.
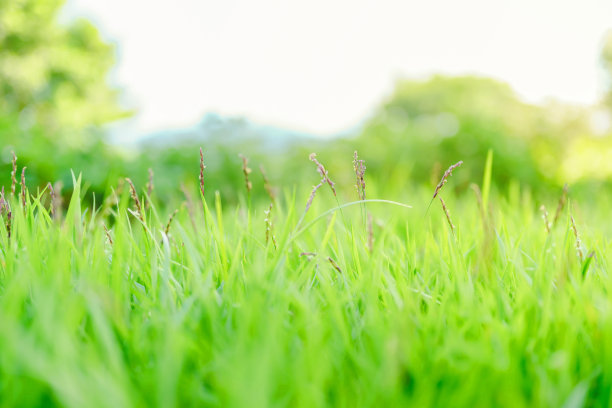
<box><xmin>0</xmin><ymin>149</ymin><xmax>609</xmax><ymax>407</ymax></box>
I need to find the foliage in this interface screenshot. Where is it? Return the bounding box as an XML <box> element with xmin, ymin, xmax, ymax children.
<box><xmin>1</xmin><ymin>2</ymin><xmax>611</xmax><ymax>217</ymax></box>
<box><xmin>2</xmin><ymin>5</ymin><xmax>612</xmax><ymax>406</ymax></box>
<box><xmin>0</xmin><ymin>0</ymin><xmax>129</xmax><ymax>139</ymax></box>
<box><xmin>356</xmin><ymin>75</ymin><xmax>593</xmax><ymax>191</ymax></box>
<box><xmin>0</xmin><ymin>0</ymin><xmax>133</xmax><ymax>206</ymax></box>
<box><xmin>0</xmin><ymin>156</ymin><xmax>611</xmax><ymax>407</ymax></box>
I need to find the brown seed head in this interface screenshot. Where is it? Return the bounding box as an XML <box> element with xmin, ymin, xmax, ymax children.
<box><xmin>125</xmin><ymin>178</ymin><xmax>144</xmax><ymax>222</ymax></box>
<box><xmin>6</xmin><ymin>210</ymin><xmax>12</xmax><ymax>240</ymax></box>
<box><xmin>309</xmin><ymin>153</ymin><xmax>336</xmax><ymax>196</ymax></box>
<box><xmin>260</xmin><ymin>165</ymin><xmax>276</xmax><ymax>201</ymax></box>
<box><xmin>432</xmin><ymin>161</ymin><xmax>463</xmax><ymax>200</ymax></box>
<box><xmin>328</xmin><ymin>257</ymin><xmax>343</xmax><ymax>274</ymax></box>
<box><xmin>305</xmin><ymin>183</ymin><xmax>323</xmax><ymax>215</ymax></box>
<box><xmin>353</xmin><ymin>151</ymin><xmax>366</xmax><ymax>201</ymax></box>
<box><xmin>164</xmin><ymin>209</ymin><xmax>179</xmax><ymax>236</ymax></box>
<box><xmin>148</xmin><ymin>168</ymin><xmax>154</xmax><ymax>193</ymax></box>
<box><xmin>20</xmin><ymin>167</ymin><xmax>27</xmax><ymax>210</ymax></box>
<box><xmin>103</xmin><ymin>224</ymin><xmax>113</xmax><ymax>245</ymax></box>
<box><xmin>0</xmin><ymin>187</ymin><xmax>5</xmax><ymax>215</ymax></box>
<box><xmin>264</xmin><ymin>203</ymin><xmax>277</xmax><ymax>249</ymax></box>
<box><xmin>47</xmin><ymin>183</ymin><xmax>55</xmax><ymax>218</ymax></box>
<box><xmin>199</xmin><ymin>147</ymin><xmax>206</xmax><ymax>197</ymax></box>
<box><xmin>10</xmin><ymin>152</ymin><xmax>17</xmax><ymax>197</ymax></box>
<box><xmin>239</xmin><ymin>154</ymin><xmax>253</xmax><ymax>193</ymax></box>
<box><xmin>439</xmin><ymin>197</ymin><xmax>455</xmax><ymax>233</ymax></box>
<box><xmin>570</xmin><ymin>215</ymin><xmax>584</xmax><ymax>262</ymax></box>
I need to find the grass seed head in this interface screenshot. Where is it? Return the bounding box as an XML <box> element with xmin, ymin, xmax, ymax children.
<box><xmin>6</xmin><ymin>209</ymin><xmax>11</xmax><ymax>240</ymax></box>
<box><xmin>353</xmin><ymin>151</ymin><xmax>366</xmax><ymax>201</ymax></box>
<box><xmin>570</xmin><ymin>215</ymin><xmax>584</xmax><ymax>262</ymax></box>
<box><xmin>310</xmin><ymin>153</ymin><xmax>336</xmax><ymax>197</ymax></box>
<box><xmin>103</xmin><ymin>224</ymin><xmax>113</xmax><ymax>245</ymax></box>
<box><xmin>239</xmin><ymin>154</ymin><xmax>253</xmax><ymax>194</ymax></box>
<box><xmin>432</xmin><ymin>161</ymin><xmax>463</xmax><ymax>200</ymax></box>
<box><xmin>539</xmin><ymin>205</ymin><xmax>551</xmax><ymax>234</ymax></box>
<box><xmin>0</xmin><ymin>186</ymin><xmax>5</xmax><ymax>215</ymax></box>
<box><xmin>264</xmin><ymin>203</ymin><xmax>277</xmax><ymax>249</ymax></box>
<box><xmin>47</xmin><ymin>183</ymin><xmax>55</xmax><ymax>218</ymax></box>
<box><xmin>439</xmin><ymin>197</ymin><xmax>455</xmax><ymax>233</ymax></box>
<box><xmin>125</xmin><ymin>178</ymin><xmax>144</xmax><ymax>222</ymax></box>
<box><xmin>260</xmin><ymin>165</ymin><xmax>276</xmax><ymax>201</ymax></box>
<box><xmin>164</xmin><ymin>209</ymin><xmax>179</xmax><ymax>236</ymax></box>
<box><xmin>199</xmin><ymin>147</ymin><xmax>206</xmax><ymax>197</ymax></box>
<box><xmin>20</xmin><ymin>167</ymin><xmax>27</xmax><ymax>210</ymax></box>
<box><xmin>305</xmin><ymin>183</ymin><xmax>323</xmax><ymax>215</ymax></box>
<box><xmin>328</xmin><ymin>257</ymin><xmax>343</xmax><ymax>274</ymax></box>
<box><xmin>10</xmin><ymin>151</ymin><xmax>17</xmax><ymax>197</ymax></box>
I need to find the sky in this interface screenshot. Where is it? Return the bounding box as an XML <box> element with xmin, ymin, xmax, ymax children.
<box><xmin>63</xmin><ymin>0</ymin><xmax>612</xmax><ymax>140</ymax></box>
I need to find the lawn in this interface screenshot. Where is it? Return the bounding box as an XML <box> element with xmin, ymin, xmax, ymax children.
<box><xmin>0</xmin><ymin>153</ymin><xmax>609</xmax><ymax>407</ymax></box>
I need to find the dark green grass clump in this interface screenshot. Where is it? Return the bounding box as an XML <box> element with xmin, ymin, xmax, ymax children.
<box><xmin>0</xmin><ymin>152</ymin><xmax>610</xmax><ymax>407</ymax></box>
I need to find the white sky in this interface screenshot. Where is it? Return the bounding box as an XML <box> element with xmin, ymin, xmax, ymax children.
<box><xmin>64</xmin><ymin>0</ymin><xmax>612</xmax><ymax>140</ymax></box>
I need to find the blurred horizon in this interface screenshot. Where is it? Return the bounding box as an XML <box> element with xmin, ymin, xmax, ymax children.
<box><xmin>63</xmin><ymin>0</ymin><xmax>612</xmax><ymax>142</ymax></box>
<box><xmin>3</xmin><ymin>0</ymin><xmax>612</xmax><ymax>203</ymax></box>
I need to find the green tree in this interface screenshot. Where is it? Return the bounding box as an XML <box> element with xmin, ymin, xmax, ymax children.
<box><xmin>357</xmin><ymin>75</ymin><xmax>590</xmax><ymax>190</ymax></box>
<box><xmin>0</xmin><ymin>0</ymin><xmax>129</xmax><ymax>146</ymax></box>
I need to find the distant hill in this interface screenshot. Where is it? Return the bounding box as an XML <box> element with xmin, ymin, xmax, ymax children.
<box><xmin>139</xmin><ymin>112</ymin><xmax>321</xmax><ymax>152</ymax></box>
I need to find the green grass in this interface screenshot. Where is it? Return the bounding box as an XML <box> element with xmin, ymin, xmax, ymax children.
<box><xmin>0</xmin><ymin>165</ymin><xmax>610</xmax><ymax>407</ymax></box>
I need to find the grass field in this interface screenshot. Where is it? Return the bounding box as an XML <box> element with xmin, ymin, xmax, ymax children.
<box><xmin>0</xmin><ymin>152</ymin><xmax>610</xmax><ymax>407</ymax></box>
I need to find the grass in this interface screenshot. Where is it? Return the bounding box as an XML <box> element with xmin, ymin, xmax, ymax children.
<box><xmin>0</xmin><ymin>155</ymin><xmax>611</xmax><ymax>407</ymax></box>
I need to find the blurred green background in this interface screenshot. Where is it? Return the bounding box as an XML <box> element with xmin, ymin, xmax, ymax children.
<box><xmin>2</xmin><ymin>0</ymin><xmax>612</xmax><ymax>206</ymax></box>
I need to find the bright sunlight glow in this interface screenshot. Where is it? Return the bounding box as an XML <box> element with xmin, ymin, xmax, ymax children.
<box><xmin>64</xmin><ymin>0</ymin><xmax>612</xmax><ymax>140</ymax></box>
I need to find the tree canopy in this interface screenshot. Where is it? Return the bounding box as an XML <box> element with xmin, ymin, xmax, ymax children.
<box><xmin>356</xmin><ymin>75</ymin><xmax>594</xmax><ymax>190</ymax></box>
<box><xmin>0</xmin><ymin>0</ymin><xmax>129</xmax><ymax>144</ymax></box>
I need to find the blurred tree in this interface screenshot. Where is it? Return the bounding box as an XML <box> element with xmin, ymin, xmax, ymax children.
<box><xmin>0</xmin><ymin>0</ymin><xmax>130</xmax><ymax>146</ymax></box>
<box><xmin>357</xmin><ymin>75</ymin><xmax>590</xmax><ymax>190</ymax></box>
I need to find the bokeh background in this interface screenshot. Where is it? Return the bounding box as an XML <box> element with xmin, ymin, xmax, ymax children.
<box><xmin>2</xmin><ymin>0</ymin><xmax>612</xmax><ymax>204</ymax></box>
